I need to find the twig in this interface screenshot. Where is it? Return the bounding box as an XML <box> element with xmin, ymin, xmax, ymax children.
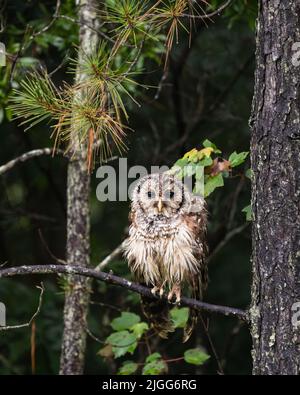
<box><xmin>58</xmin><ymin>15</ymin><xmax>116</xmax><ymax>45</ymax></box>
<box><xmin>0</xmin><ymin>265</ymin><xmax>249</xmax><ymax>322</ymax></box>
<box><xmin>0</xmin><ymin>283</ymin><xmax>44</xmax><ymax>331</ymax></box>
<box><xmin>207</xmin><ymin>223</ymin><xmax>249</xmax><ymax>263</ymax></box>
<box><xmin>85</xmin><ymin>325</ymin><xmax>105</xmax><ymax>344</ymax></box>
<box><xmin>30</xmin><ymin>0</ymin><xmax>61</xmax><ymax>39</ymax></box>
<box><xmin>199</xmin><ymin>314</ymin><xmax>224</xmax><ymax>375</ymax></box>
<box><xmin>90</xmin><ymin>300</ymin><xmax>122</xmax><ymax>312</ymax></box>
<box><xmin>0</xmin><ymin>148</ymin><xmax>65</xmax><ymax>176</ymax></box>
<box><xmin>95</xmin><ymin>242</ymin><xmax>124</xmax><ymax>271</ymax></box>
<box><xmin>181</xmin><ymin>0</ymin><xmax>233</xmax><ymax>19</ymax></box>
<box><xmin>38</xmin><ymin>229</ymin><xmax>66</xmax><ymax>265</ymax></box>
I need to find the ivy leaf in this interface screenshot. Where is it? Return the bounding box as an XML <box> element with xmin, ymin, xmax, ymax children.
<box><xmin>111</xmin><ymin>312</ymin><xmax>140</xmax><ymax>331</ymax></box>
<box><xmin>142</xmin><ymin>359</ymin><xmax>167</xmax><ymax>375</ymax></box>
<box><xmin>184</xmin><ymin>348</ymin><xmax>210</xmax><ymax>366</ymax></box>
<box><xmin>145</xmin><ymin>352</ymin><xmax>161</xmax><ymax>363</ymax></box>
<box><xmin>242</xmin><ymin>204</ymin><xmax>252</xmax><ymax>221</ymax></box>
<box><xmin>118</xmin><ymin>361</ymin><xmax>138</xmax><ymax>375</ymax></box>
<box><xmin>229</xmin><ymin>151</ymin><xmax>249</xmax><ymax>167</ymax></box>
<box><xmin>204</xmin><ymin>173</ymin><xmax>224</xmax><ymax>197</ymax></box>
<box><xmin>131</xmin><ymin>322</ymin><xmax>149</xmax><ymax>339</ymax></box>
<box><xmin>202</xmin><ymin>139</ymin><xmax>222</xmax><ymax>154</ymax></box>
<box><xmin>170</xmin><ymin>307</ymin><xmax>189</xmax><ymax>328</ymax></box>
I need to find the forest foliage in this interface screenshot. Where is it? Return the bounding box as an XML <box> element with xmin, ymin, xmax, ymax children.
<box><xmin>0</xmin><ymin>0</ymin><xmax>256</xmax><ymax>374</ymax></box>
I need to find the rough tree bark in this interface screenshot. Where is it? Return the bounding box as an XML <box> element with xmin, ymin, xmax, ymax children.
<box><xmin>250</xmin><ymin>1</ymin><xmax>300</xmax><ymax>375</ymax></box>
<box><xmin>59</xmin><ymin>0</ymin><xmax>99</xmax><ymax>375</ymax></box>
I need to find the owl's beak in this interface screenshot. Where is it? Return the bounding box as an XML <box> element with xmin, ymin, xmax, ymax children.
<box><xmin>157</xmin><ymin>198</ymin><xmax>163</xmax><ymax>213</ymax></box>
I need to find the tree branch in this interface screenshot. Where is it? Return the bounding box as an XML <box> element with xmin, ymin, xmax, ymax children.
<box><xmin>0</xmin><ymin>265</ymin><xmax>249</xmax><ymax>322</ymax></box>
<box><xmin>181</xmin><ymin>0</ymin><xmax>233</xmax><ymax>19</ymax></box>
<box><xmin>0</xmin><ymin>148</ymin><xmax>65</xmax><ymax>176</ymax></box>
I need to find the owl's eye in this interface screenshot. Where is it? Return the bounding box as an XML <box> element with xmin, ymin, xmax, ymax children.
<box><xmin>165</xmin><ymin>190</ymin><xmax>175</xmax><ymax>199</ymax></box>
<box><xmin>147</xmin><ymin>191</ymin><xmax>155</xmax><ymax>199</ymax></box>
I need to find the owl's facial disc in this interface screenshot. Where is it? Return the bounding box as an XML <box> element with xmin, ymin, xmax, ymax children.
<box><xmin>137</xmin><ymin>175</ymin><xmax>184</xmax><ymax>218</ymax></box>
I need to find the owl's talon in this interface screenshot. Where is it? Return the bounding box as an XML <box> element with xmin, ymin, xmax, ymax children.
<box><xmin>151</xmin><ymin>286</ymin><xmax>159</xmax><ymax>296</ymax></box>
<box><xmin>159</xmin><ymin>287</ymin><xmax>164</xmax><ymax>298</ymax></box>
<box><xmin>168</xmin><ymin>285</ymin><xmax>181</xmax><ymax>305</ymax></box>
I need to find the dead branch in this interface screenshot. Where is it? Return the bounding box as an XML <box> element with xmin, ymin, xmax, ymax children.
<box><xmin>0</xmin><ymin>148</ymin><xmax>65</xmax><ymax>176</ymax></box>
<box><xmin>0</xmin><ymin>283</ymin><xmax>44</xmax><ymax>331</ymax></box>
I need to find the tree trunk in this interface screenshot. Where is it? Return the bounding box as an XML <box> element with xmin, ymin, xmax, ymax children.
<box><xmin>250</xmin><ymin>0</ymin><xmax>300</xmax><ymax>375</ymax></box>
<box><xmin>59</xmin><ymin>0</ymin><xmax>99</xmax><ymax>375</ymax></box>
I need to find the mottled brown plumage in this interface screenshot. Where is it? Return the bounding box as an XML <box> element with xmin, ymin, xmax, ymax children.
<box><xmin>123</xmin><ymin>173</ymin><xmax>208</xmax><ymax>342</ymax></box>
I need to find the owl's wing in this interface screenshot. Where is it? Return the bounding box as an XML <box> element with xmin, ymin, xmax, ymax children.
<box><xmin>182</xmin><ymin>204</ymin><xmax>208</xmax><ymax>342</ymax></box>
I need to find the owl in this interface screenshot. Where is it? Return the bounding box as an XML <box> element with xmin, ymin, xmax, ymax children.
<box><xmin>123</xmin><ymin>172</ymin><xmax>208</xmax><ymax>342</ymax></box>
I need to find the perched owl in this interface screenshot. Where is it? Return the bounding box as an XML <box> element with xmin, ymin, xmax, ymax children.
<box><xmin>123</xmin><ymin>172</ymin><xmax>208</xmax><ymax>342</ymax></box>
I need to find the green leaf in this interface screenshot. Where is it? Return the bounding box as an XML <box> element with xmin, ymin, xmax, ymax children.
<box><xmin>113</xmin><ymin>341</ymin><xmax>137</xmax><ymax>358</ymax></box>
<box><xmin>198</xmin><ymin>156</ymin><xmax>213</xmax><ymax>167</ymax></box>
<box><xmin>170</xmin><ymin>307</ymin><xmax>189</xmax><ymax>328</ymax></box>
<box><xmin>245</xmin><ymin>168</ymin><xmax>253</xmax><ymax>179</ymax></box>
<box><xmin>145</xmin><ymin>352</ymin><xmax>161</xmax><ymax>363</ymax></box>
<box><xmin>204</xmin><ymin>173</ymin><xmax>224</xmax><ymax>197</ymax></box>
<box><xmin>202</xmin><ymin>139</ymin><xmax>221</xmax><ymax>154</ymax></box>
<box><xmin>142</xmin><ymin>359</ymin><xmax>166</xmax><ymax>375</ymax></box>
<box><xmin>242</xmin><ymin>204</ymin><xmax>252</xmax><ymax>221</ymax></box>
<box><xmin>229</xmin><ymin>151</ymin><xmax>249</xmax><ymax>167</ymax></box>
<box><xmin>106</xmin><ymin>330</ymin><xmax>136</xmax><ymax>347</ymax></box>
<box><xmin>131</xmin><ymin>322</ymin><xmax>149</xmax><ymax>339</ymax></box>
<box><xmin>106</xmin><ymin>330</ymin><xmax>137</xmax><ymax>358</ymax></box>
<box><xmin>184</xmin><ymin>348</ymin><xmax>210</xmax><ymax>366</ymax></box>
<box><xmin>111</xmin><ymin>312</ymin><xmax>140</xmax><ymax>331</ymax></box>
<box><xmin>118</xmin><ymin>361</ymin><xmax>138</xmax><ymax>375</ymax></box>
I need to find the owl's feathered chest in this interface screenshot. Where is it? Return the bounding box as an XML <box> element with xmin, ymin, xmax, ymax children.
<box><xmin>133</xmin><ymin>214</ymin><xmax>181</xmax><ymax>241</ymax></box>
<box><xmin>124</xmin><ymin>211</ymin><xmax>201</xmax><ymax>286</ymax></box>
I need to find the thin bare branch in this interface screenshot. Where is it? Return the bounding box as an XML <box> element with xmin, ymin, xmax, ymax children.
<box><xmin>207</xmin><ymin>223</ymin><xmax>249</xmax><ymax>263</ymax></box>
<box><xmin>0</xmin><ymin>283</ymin><xmax>44</xmax><ymax>331</ymax></box>
<box><xmin>95</xmin><ymin>242</ymin><xmax>124</xmax><ymax>271</ymax></box>
<box><xmin>30</xmin><ymin>0</ymin><xmax>61</xmax><ymax>39</ymax></box>
<box><xmin>181</xmin><ymin>0</ymin><xmax>233</xmax><ymax>19</ymax></box>
<box><xmin>0</xmin><ymin>148</ymin><xmax>65</xmax><ymax>176</ymax></box>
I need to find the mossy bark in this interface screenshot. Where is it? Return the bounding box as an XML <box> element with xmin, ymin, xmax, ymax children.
<box><xmin>59</xmin><ymin>0</ymin><xmax>99</xmax><ymax>375</ymax></box>
<box><xmin>250</xmin><ymin>0</ymin><xmax>300</xmax><ymax>375</ymax></box>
